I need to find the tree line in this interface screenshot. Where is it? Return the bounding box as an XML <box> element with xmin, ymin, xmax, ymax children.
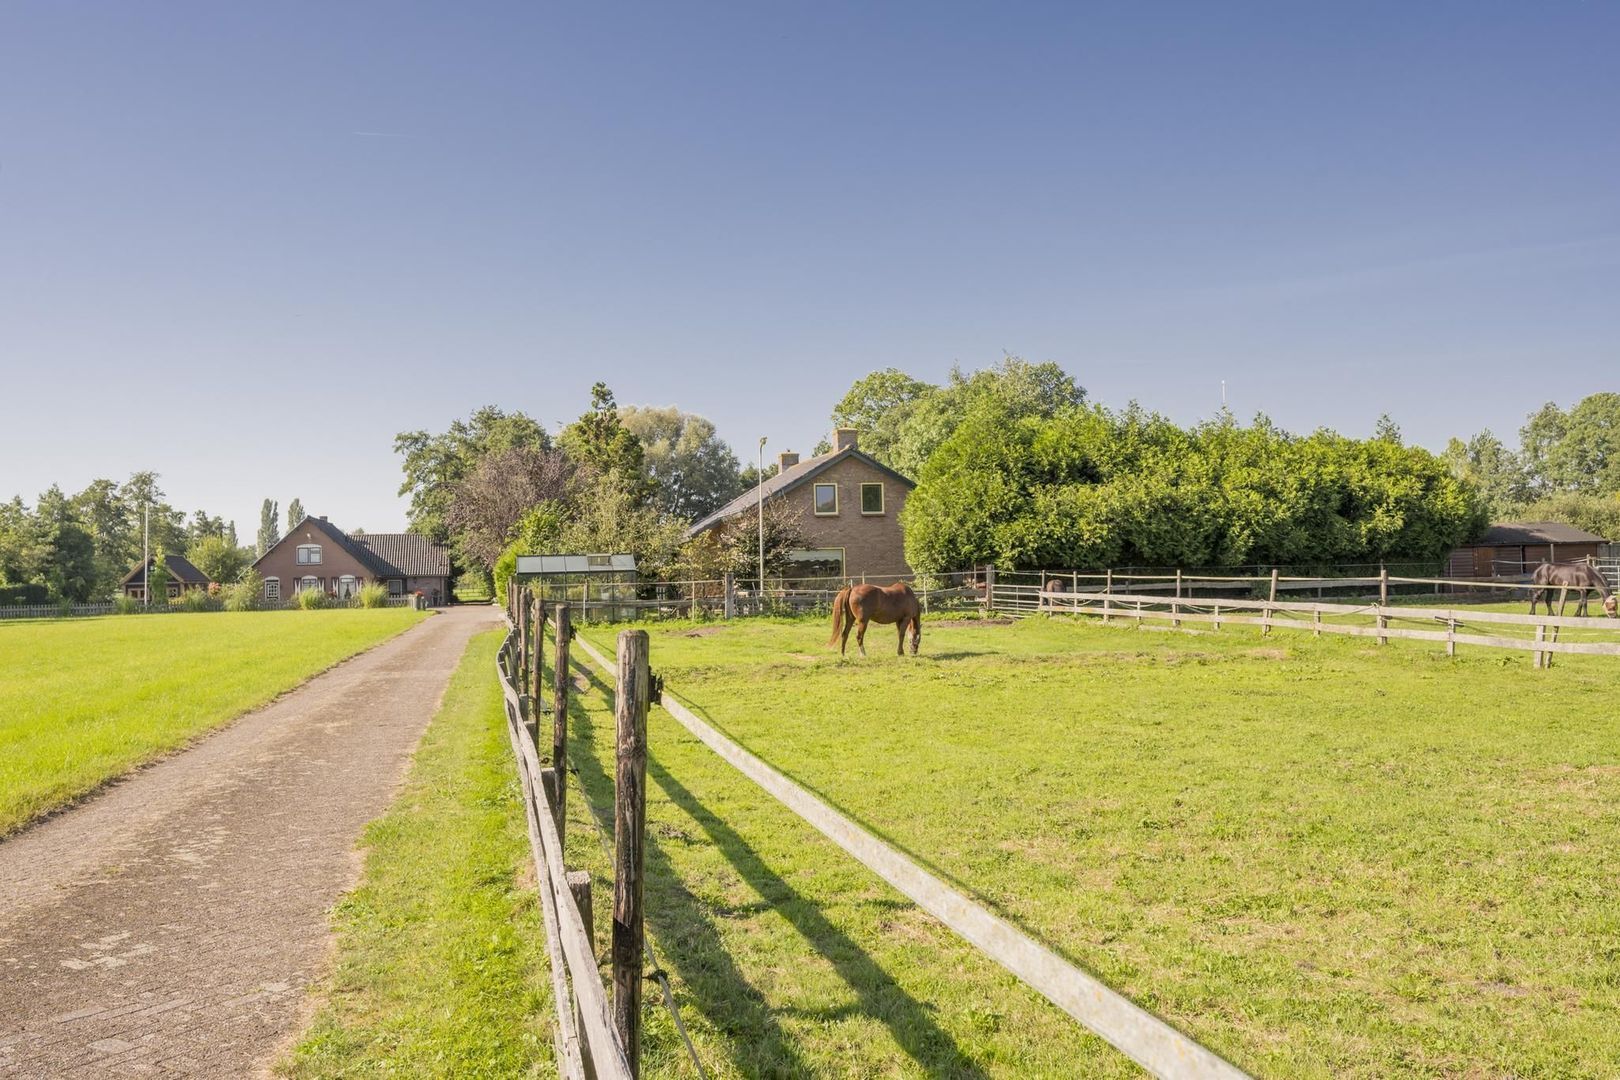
<box><xmin>0</xmin><ymin>476</ymin><xmax>314</xmax><ymax>603</ymax></box>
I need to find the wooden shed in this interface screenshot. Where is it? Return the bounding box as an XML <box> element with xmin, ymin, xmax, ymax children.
<box><xmin>1445</xmin><ymin>522</ymin><xmax>1610</xmax><ymax>580</ymax></box>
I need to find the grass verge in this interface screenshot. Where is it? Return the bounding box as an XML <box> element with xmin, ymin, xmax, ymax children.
<box><xmin>280</xmin><ymin>629</ymin><xmax>550</xmax><ymax>1079</ymax></box>
<box><xmin>0</xmin><ymin>608</ymin><xmax>426</xmax><ymax>836</ymax></box>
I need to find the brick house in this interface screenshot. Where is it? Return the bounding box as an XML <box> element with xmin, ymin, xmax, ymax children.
<box><xmin>252</xmin><ymin>515</ymin><xmax>452</xmax><ymax>606</ymax></box>
<box><xmin>120</xmin><ymin>553</ymin><xmax>211</xmax><ymax>600</ymax></box>
<box><xmin>687</xmin><ymin>428</ymin><xmax>915</xmax><ymax>581</ymax></box>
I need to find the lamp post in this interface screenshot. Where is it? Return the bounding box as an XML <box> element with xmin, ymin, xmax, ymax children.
<box><xmin>757</xmin><ymin>436</ymin><xmax>767</xmax><ymax>603</ymax></box>
<box><xmin>142</xmin><ymin>503</ymin><xmax>150</xmax><ymax>609</ymax></box>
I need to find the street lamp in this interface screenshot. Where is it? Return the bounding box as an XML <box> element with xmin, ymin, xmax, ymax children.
<box><xmin>757</xmin><ymin>436</ymin><xmax>767</xmax><ymax>602</ymax></box>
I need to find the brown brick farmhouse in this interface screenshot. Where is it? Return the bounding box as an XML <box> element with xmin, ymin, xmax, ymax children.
<box><xmin>253</xmin><ymin>516</ymin><xmax>451</xmax><ymax>605</ymax></box>
<box><xmin>688</xmin><ymin>429</ymin><xmax>914</xmax><ymax>580</ymax></box>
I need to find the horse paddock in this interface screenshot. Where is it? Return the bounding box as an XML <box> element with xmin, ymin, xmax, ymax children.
<box><xmin>566</xmin><ymin>614</ymin><xmax>1620</xmax><ymax>1077</ymax></box>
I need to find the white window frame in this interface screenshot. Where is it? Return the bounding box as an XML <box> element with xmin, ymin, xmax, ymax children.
<box><xmin>859</xmin><ymin>482</ymin><xmax>885</xmax><ymax>515</ymax></box>
<box><xmin>812</xmin><ymin>483</ymin><xmax>839</xmax><ymax>516</ymax></box>
<box><xmin>388</xmin><ymin>578</ymin><xmax>403</xmax><ymax>596</ymax></box>
<box><xmin>296</xmin><ymin>544</ymin><xmax>323</xmax><ymax>565</ymax></box>
<box><xmin>264</xmin><ymin>577</ymin><xmax>280</xmax><ymax>601</ymax></box>
<box><xmin>299</xmin><ymin>576</ymin><xmax>321</xmax><ymax>593</ymax></box>
<box><xmin>786</xmin><ymin>547</ymin><xmax>846</xmax><ymax>578</ymax></box>
<box><xmin>338</xmin><ymin>575</ymin><xmax>358</xmax><ymax>599</ymax></box>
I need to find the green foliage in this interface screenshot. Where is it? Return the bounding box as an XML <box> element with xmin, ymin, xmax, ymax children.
<box><xmin>179</xmin><ymin>587</ymin><xmax>216</xmax><ymax>613</ymax></box>
<box><xmin>187</xmin><ymin>534</ymin><xmax>251</xmax><ymax>586</ymax></box>
<box><xmin>1520</xmin><ymin>393</ymin><xmax>1620</xmax><ymax>496</ymax></box>
<box><xmin>619</xmin><ymin>405</ymin><xmax>742</xmax><ymax>520</ymax></box>
<box><xmin>1513</xmin><ymin>492</ymin><xmax>1620</xmax><ymax>541</ymax></box>
<box><xmin>903</xmin><ymin>407</ymin><xmax>1484</xmax><ymax>572</ymax></box>
<box><xmin>357</xmin><ymin>583</ymin><xmax>390</xmax><ymax>608</ymax></box>
<box><xmin>830</xmin><ymin>357</ymin><xmax>1086</xmax><ymax>478</ymax></box>
<box><xmin>491</xmin><ymin>500</ymin><xmax>569</xmax><ymax>602</ymax></box>
<box><xmin>0</xmin><ymin>583</ymin><xmax>48</xmax><ymax>606</ymax></box>
<box><xmin>394</xmin><ymin>406</ymin><xmax>551</xmax><ymax>545</ymax></box>
<box><xmin>297</xmin><ymin>585</ymin><xmax>331</xmax><ymax>610</ymax></box>
<box><xmin>113</xmin><ymin>594</ymin><xmax>142</xmax><ymax>614</ymax></box>
<box><xmin>1441</xmin><ymin>430</ymin><xmax>1530</xmax><ymax>519</ymax></box>
<box><xmin>557</xmin><ymin>383</ymin><xmax>651</xmax><ymax>499</ymax></box>
<box><xmin>286</xmin><ymin>497</ymin><xmax>304</xmax><ymax>530</ymax></box>
<box><xmin>145</xmin><ymin>548</ymin><xmax>172</xmax><ymax>601</ymax></box>
<box><xmin>258</xmin><ymin>498</ymin><xmax>280</xmax><ymax>556</ymax></box>
<box><xmin>225</xmin><ymin>571</ymin><xmax>264</xmax><ymax>612</ymax></box>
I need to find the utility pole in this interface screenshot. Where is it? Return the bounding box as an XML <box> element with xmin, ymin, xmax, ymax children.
<box><xmin>757</xmin><ymin>436</ymin><xmax>767</xmax><ymax>603</ymax></box>
<box><xmin>142</xmin><ymin>503</ymin><xmax>150</xmax><ymax>608</ymax></box>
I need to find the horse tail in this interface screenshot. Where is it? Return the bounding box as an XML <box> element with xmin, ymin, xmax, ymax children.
<box><xmin>829</xmin><ymin>587</ymin><xmax>850</xmax><ymax>646</ymax></box>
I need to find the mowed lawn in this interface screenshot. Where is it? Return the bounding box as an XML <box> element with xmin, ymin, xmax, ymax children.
<box><xmin>0</xmin><ymin>609</ymin><xmax>425</xmax><ymax>836</ymax></box>
<box><xmin>568</xmin><ymin>615</ymin><xmax>1620</xmax><ymax>1077</ymax></box>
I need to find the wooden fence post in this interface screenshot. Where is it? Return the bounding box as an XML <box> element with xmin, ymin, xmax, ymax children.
<box><xmin>1446</xmin><ymin>616</ymin><xmax>1456</xmax><ymax>656</ymax></box>
<box><xmin>1103</xmin><ymin>569</ymin><xmax>1113</xmax><ymax>625</ymax></box>
<box><xmin>1533</xmin><ymin>623</ymin><xmax>1546</xmax><ymax>670</ymax></box>
<box><xmin>984</xmin><ymin>565</ymin><xmax>996</xmax><ymax>616</ymax></box>
<box><xmin>567</xmin><ymin>868</ymin><xmax>596</xmax><ymax>1075</ymax></box>
<box><xmin>613</xmin><ymin>630</ymin><xmax>650</xmax><ymax>1076</ymax></box>
<box><xmin>552</xmin><ymin>602</ymin><xmax>572</xmax><ymax>840</ymax></box>
<box><xmin>1377</xmin><ymin>567</ymin><xmax>1389</xmax><ymax>646</ymax></box>
<box><xmin>723</xmin><ymin>572</ymin><xmax>735</xmax><ymax>619</ymax></box>
<box><xmin>1263</xmin><ymin>569</ymin><xmax>1278</xmax><ymax>637</ymax></box>
<box><xmin>1212</xmin><ymin>602</ymin><xmax>1221</xmax><ymax>631</ymax></box>
<box><xmin>1172</xmin><ymin>568</ymin><xmax>1182</xmax><ymax>629</ymax></box>
<box><xmin>529</xmin><ymin>595</ymin><xmax>545</xmax><ymax>746</ymax></box>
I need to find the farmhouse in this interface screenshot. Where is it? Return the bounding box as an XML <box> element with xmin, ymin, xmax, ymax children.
<box><xmin>253</xmin><ymin>515</ymin><xmax>452</xmax><ymax>606</ymax></box>
<box><xmin>120</xmin><ymin>553</ymin><xmax>211</xmax><ymax>600</ymax></box>
<box><xmin>1445</xmin><ymin>521</ymin><xmax>1612</xmax><ymax>579</ymax></box>
<box><xmin>687</xmin><ymin>428</ymin><xmax>914</xmax><ymax>580</ymax></box>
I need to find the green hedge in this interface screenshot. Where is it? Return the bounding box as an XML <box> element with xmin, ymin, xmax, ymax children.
<box><xmin>0</xmin><ymin>584</ymin><xmax>49</xmax><ymax>606</ymax></box>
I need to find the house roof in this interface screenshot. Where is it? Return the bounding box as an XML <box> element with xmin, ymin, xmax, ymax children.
<box><xmin>1476</xmin><ymin>521</ymin><xmax>1610</xmax><ymax>546</ymax></box>
<box><xmin>352</xmin><ymin>532</ymin><xmax>452</xmax><ymax>578</ymax></box>
<box><xmin>120</xmin><ymin>553</ymin><xmax>211</xmax><ymax>586</ymax></box>
<box><xmin>687</xmin><ymin>446</ymin><xmax>915</xmax><ymax>537</ymax></box>
<box><xmin>254</xmin><ymin>516</ymin><xmax>450</xmax><ymax>579</ymax></box>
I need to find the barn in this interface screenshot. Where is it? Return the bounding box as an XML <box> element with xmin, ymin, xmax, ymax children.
<box><xmin>1444</xmin><ymin>522</ymin><xmax>1611</xmax><ymax>579</ymax></box>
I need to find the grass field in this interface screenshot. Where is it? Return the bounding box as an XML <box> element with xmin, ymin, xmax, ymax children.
<box><xmin>0</xmin><ymin>609</ymin><xmax>426</xmax><ymax>836</ymax></box>
<box><xmin>561</xmin><ymin>614</ymin><xmax>1620</xmax><ymax>1077</ymax></box>
<box><xmin>282</xmin><ymin>630</ymin><xmax>550</xmax><ymax>1079</ymax></box>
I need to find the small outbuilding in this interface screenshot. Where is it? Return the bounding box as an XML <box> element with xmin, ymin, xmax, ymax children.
<box><xmin>121</xmin><ymin>554</ymin><xmax>212</xmax><ymax>600</ymax></box>
<box><xmin>1444</xmin><ymin>522</ymin><xmax>1610</xmax><ymax>579</ymax></box>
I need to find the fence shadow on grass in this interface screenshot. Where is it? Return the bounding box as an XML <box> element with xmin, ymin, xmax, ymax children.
<box><xmin>566</xmin><ymin>658</ymin><xmax>989</xmax><ymax>1080</ymax></box>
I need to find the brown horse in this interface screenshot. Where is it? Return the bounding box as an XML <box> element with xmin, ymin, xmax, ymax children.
<box><xmin>829</xmin><ymin>582</ymin><xmax>922</xmax><ymax>656</ymax></box>
<box><xmin>1529</xmin><ymin>561</ymin><xmax>1617</xmax><ymax>618</ymax></box>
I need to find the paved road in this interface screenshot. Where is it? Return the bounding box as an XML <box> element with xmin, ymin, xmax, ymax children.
<box><xmin>0</xmin><ymin>604</ymin><xmax>502</xmax><ymax>1077</ymax></box>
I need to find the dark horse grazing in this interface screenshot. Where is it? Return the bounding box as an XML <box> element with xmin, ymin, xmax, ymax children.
<box><xmin>1529</xmin><ymin>561</ymin><xmax>1617</xmax><ymax>618</ymax></box>
<box><xmin>829</xmin><ymin>582</ymin><xmax>922</xmax><ymax>656</ymax></box>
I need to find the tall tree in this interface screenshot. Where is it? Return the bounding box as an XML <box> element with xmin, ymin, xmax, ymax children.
<box><xmin>70</xmin><ymin>478</ymin><xmax>134</xmax><ymax>595</ymax></box>
<box><xmin>619</xmin><ymin>406</ymin><xmax>742</xmax><ymax>520</ymax></box>
<box><xmin>187</xmin><ymin>534</ymin><xmax>251</xmax><ymax>585</ymax></box>
<box><xmin>558</xmin><ymin>383</ymin><xmax>649</xmax><ymax>495</ymax></box>
<box><xmin>445</xmin><ymin>446</ymin><xmax>573</xmax><ymax>568</ymax></box>
<box><xmin>1441</xmin><ymin>431</ymin><xmax>1530</xmax><ymax>519</ymax></box>
<box><xmin>257</xmin><ymin>499</ymin><xmax>280</xmax><ymax>556</ymax></box>
<box><xmin>395</xmin><ymin>406</ymin><xmax>551</xmax><ymax>543</ymax></box>
<box><xmin>828</xmin><ymin>357</ymin><xmax>1086</xmax><ymax>479</ymax></box>
<box><xmin>34</xmin><ymin>485</ymin><xmax>97</xmax><ymax>601</ymax></box>
<box><xmin>286</xmin><ymin>498</ymin><xmax>304</xmax><ymax>529</ymax></box>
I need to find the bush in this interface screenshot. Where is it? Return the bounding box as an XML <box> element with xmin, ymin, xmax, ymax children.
<box><xmin>113</xmin><ymin>594</ymin><xmax>142</xmax><ymax>615</ymax></box>
<box><xmin>225</xmin><ymin>570</ymin><xmax>264</xmax><ymax>612</ymax></box>
<box><xmin>297</xmin><ymin>587</ymin><xmax>330</xmax><ymax>610</ymax></box>
<box><xmin>179</xmin><ymin>588</ymin><xmax>215</xmax><ymax>612</ymax></box>
<box><xmin>358</xmin><ymin>583</ymin><xmax>390</xmax><ymax>608</ymax></box>
<box><xmin>0</xmin><ymin>583</ymin><xmax>49</xmax><ymax>606</ymax></box>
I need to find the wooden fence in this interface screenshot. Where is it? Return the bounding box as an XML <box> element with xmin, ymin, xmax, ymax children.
<box><xmin>527</xmin><ymin>571</ymin><xmax>983</xmax><ymax>623</ymax></box>
<box><xmin>0</xmin><ymin>595</ymin><xmax>421</xmax><ymax>620</ymax></box>
<box><xmin>498</xmin><ymin>585</ymin><xmax>640</xmax><ymax>1078</ymax></box>
<box><xmin>980</xmin><ymin>567</ymin><xmax>1620</xmax><ymax>668</ymax></box>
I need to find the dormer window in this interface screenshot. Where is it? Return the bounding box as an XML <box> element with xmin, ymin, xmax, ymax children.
<box><xmin>296</xmin><ymin>544</ymin><xmax>323</xmax><ymax>565</ymax></box>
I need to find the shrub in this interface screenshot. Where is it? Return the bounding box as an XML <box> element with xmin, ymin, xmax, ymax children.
<box><xmin>0</xmin><ymin>583</ymin><xmax>48</xmax><ymax>606</ymax></box>
<box><xmin>297</xmin><ymin>587</ymin><xmax>330</xmax><ymax>610</ymax></box>
<box><xmin>358</xmin><ymin>583</ymin><xmax>389</xmax><ymax>608</ymax></box>
<box><xmin>180</xmin><ymin>588</ymin><xmax>215</xmax><ymax>612</ymax></box>
<box><xmin>113</xmin><ymin>594</ymin><xmax>142</xmax><ymax>614</ymax></box>
<box><xmin>225</xmin><ymin>570</ymin><xmax>263</xmax><ymax>612</ymax></box>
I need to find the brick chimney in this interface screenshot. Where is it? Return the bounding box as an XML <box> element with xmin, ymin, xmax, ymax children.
<box><xmin>777</xmin><ymin>451</ymin><xmax>799</xmax><ymax>473</ymax></box>
<box><xmin>833</xmin><ymin>427</ymin><xmax>859</xmax><ymax>452</ymax></box>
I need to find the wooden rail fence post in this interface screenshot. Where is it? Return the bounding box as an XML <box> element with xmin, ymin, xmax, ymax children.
<box><xmin>1263</xmin><ymin>568</ymin><xmax>1278</xmax><ymax>637</ymax></box>
<box><xmin>983</xmin><ymin>565</ymin><xmax>996</xmax><ymax>616</ymax></box>
<box><xmin>566</xmin><ymin>868</ymin><xmax>596</xmax><ymax>1075</ymax></box>
<box><xmin>723</xmin><ymin>571</ymin><xmax>735</xmax><ymax>619</ymax></box>
<box><xmin>529</xmin><ymin>595</ymin><xmax>545</xmax><ymax>747</ymax></box>
<box><xmin>552</xmin><ymin>602</ymin><xmax>571</xmax><ymax>840</ymax></box>
<box><xmin>1533</xmin><ymin>623</ymin><xmax>1546</xmax><ymax>670</ymax></box>
<box><xmin>1377</xmin><ymin>567</ymin><xmax>1389</xmax><ymax>646</ymax></box>
<box><xmin>1172</xmin><ymin>568</ymin><xmax>1183</xmax><ymax>628</ymax></box>
<box><xmin>1446</xmin><ymin>616</ymin><xmax>1456</xmax><ymax>656</ymax></box>
<box><xmin>1103</xmin><ymin>569</ymin><xmax>1113</xmax><ymax>625</ymax></box>
<box><xmin>613</xmin><ymin>630</ymin><xmax>650</xmax><ymax>1076</ymax></box>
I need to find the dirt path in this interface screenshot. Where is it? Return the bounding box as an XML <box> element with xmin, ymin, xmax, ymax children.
<box><xmin>0</xmin><ymin>604</ymin><xmax>501</xmax><ymax>1077</ymax></box>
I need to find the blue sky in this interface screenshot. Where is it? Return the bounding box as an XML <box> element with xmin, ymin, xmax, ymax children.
<box><xmin>2</xmin><ymin>2</ymin><xmax>1616</xmax><ymax>534</ymax></box>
